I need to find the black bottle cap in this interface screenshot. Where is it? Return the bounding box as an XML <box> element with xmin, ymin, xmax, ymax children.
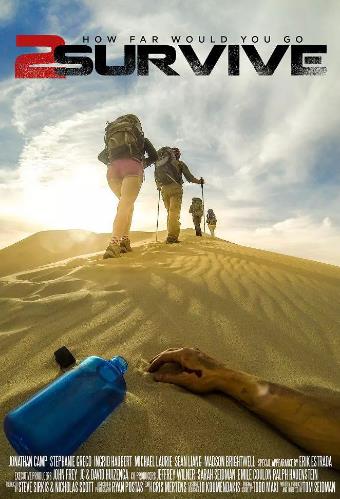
<box><xmin>54</xmin><ymin>346</ymin><xmax>76</xmax><ymax>370</ymax></box>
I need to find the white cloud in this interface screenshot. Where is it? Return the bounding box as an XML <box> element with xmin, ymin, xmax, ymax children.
<box><xmin>222</xmin><ymin>215</ymin><xmax>340</xmax><ymax>266</ymax></box>
<box><xmin>0</xmin><ymin>0</ymin><xmax>17</xmax><ymax>23</ymax></box>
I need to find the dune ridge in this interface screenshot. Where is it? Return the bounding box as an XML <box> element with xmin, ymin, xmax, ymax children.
<box><xmin>0</xmin><ymin>229</ymin><xmax>339</xmax><ymax>498</ymax></box>
<box><xmin>0</xmin><ymin>229</ymin><xmax>155</xmax><ymax>278</ymax></box>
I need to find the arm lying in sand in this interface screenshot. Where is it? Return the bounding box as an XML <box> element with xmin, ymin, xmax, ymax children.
<box><xmin>148</xmin><ymin>347</ymin><xmax>340</xmax><ymax>470</ymax></box>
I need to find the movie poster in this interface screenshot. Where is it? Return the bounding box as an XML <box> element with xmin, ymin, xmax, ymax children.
<box><xmin>1</xmin><ymin>0</ymin><xmax>339</xmax><ymax>498</ymax></box>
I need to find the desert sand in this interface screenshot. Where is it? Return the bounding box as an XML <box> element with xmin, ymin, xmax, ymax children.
<box><xmin>0</xmin><ymin>229</ymin><xmax>339</xmax><ymax>499</ymax></box>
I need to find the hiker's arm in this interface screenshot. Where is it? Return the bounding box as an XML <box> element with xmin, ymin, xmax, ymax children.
<box><xmin>180</xmin><ymin>161</ymin><xmax>203</xmax><ymax>184</ymax></box>
<box><xmin>144</xmin><ymin>138</ymin><xmax>158</xmax><ymax>167</ymax></box>
<box><xmin>98</xmin><ymin>148</ymin><xmax>109</xmax><ymax>165</ymax></box>
<box><xmin>148</xmin><ymin>348</ymin><xmax>340</xmax><ymax>470</ymax></box>
<box><xmin>154</xmin><ymin>165</ymin><xmax>162</xmax><ymax>191</ymax></box>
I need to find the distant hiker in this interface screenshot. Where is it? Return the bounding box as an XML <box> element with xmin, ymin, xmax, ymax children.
<box><xmin>155</xmin><ymin>147</ymin><xmax>204</xmax><ymax>244</ymax></box>
<box><xmin>189</xmin><ymin>198</ymin><xmax>204</xmax><ymax>237</ymax></box>
<box><xmin>98</xmin><ymin>114</ymin><xmax>158</xmax><ymax>258</ymax></box>
<box><xmin>206</xmin><ymin>209</ymin><xmax>217</xmax><ymax>237</ymax></box>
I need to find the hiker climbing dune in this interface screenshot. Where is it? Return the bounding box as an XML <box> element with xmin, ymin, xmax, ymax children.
<box><xmin>189</xmin><ymin>198</ymin><xmax>204</xmax><ymax>237</ymax></box>
<box><xmin>98</xmin><ymin>114</ymin><xmax>158</xmax><ymax>259</ymax></box>
<box><xmin>155</xmin><ymin>147</ymin><xmax>204</xmax><ymax>244</ymax></box>
<box><xmin>206</xmin><ymin>208</ymin><xmax>217</xmax><ymax>237</ymax></box>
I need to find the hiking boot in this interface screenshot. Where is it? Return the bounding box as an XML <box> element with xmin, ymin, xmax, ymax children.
<box><xmin>166</xmin><ymin>236</ymin><xmax>180</xmax><ymax>244</ymax></box>
<box><xmin>120</xmin><ymin>238</ymin><xmax>132</xmax><ymax>253</ymax></box>
<box><xmin>103</xmin><ymin>242</ymin><xmax>121</xmax><ymax>259</ymax></box>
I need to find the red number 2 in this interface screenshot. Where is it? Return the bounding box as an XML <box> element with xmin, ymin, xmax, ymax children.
<box><xmin>15</xmin><ymin>35</ymin><xmax>66</xmax><ymax>78</ymax></box>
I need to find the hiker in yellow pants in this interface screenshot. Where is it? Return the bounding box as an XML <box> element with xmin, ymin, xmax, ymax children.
<box><xmin>161</xmin><ymin>183</ymin><xmax>183</xmax><ymax>242</ymax></box>
<box><xmin>155</xmin><ymin>147</ymin><xmax>204</xmax><ymax>244</ymax></box>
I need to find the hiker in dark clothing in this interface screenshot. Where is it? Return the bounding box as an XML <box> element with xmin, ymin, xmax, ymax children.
<box><xmin>189</xmin><ymin>198</ymin><xmax>204</xmax><ymax>236</ymax></box>
<box><xmin>98</xmin><ymin>114</ymin><xmax>158</xmax><ymax>258</ymax></box>
<box><xmin>206</xmin><ymin>209</ymin><xmax>217</xmax><ymax>237</ymax></box>
<box><xmin>155</xmin><ymin>147</ymin><xmax>204</xmax><ymax>244</ymax></box>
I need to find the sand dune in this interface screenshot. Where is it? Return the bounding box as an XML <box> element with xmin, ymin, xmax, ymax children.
<box><xmin>0</xmin><ymin>229</ymin><xmax>153</xmax><ymax>278</ymax></box>
<box><xmin>1</xmin><ymin>229</ymin><xmax>340</xmax><ymax>498</ymax></box>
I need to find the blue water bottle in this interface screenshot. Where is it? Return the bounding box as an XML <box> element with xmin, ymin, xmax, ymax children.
<box><xmin>4</xmin><ymin>355</ymin><xmax>127</xmax><ymax>463</ymax></box>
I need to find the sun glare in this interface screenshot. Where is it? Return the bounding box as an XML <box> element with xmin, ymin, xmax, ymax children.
<box><xmin>19</xmin><ymin>163</ymin><xmax>117</xmax><ymax>233</ymax></box>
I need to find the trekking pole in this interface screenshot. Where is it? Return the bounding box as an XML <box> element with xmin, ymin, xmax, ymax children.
<box><xmin>201</xmin><ymin>179</ymin><xmax>206</xmax><ymax>234</ymax></box>
<box><xmin>156</xmin><ymin>189</ymin><xmax>161</xmax><ymax>242</ymax></box>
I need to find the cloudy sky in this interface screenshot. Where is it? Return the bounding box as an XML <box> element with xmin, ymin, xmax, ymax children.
<box><xmin>1</xmin><ymin>0</ymin><xmax>340</xmax><ymax>265</ymax></box>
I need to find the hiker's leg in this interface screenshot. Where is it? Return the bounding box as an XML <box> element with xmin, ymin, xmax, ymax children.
<box><xmin>112</xmin><ymin>175</ymin><xmax>142</xmax><ymax>240</ymax></box>
<box><xmin>194</xmin><ymin>216</ymin><xmax>201</xmax><ymax>236</ymax></box>
<box><xmin>107</xmin><ymin>177</ymin><xmax>122</xmax><ymax>200</ymax></box>
<box><xmin>124</xmin><ymin>176</ymin><xmax>143</xmax><ymax>234</ymax></box>
<box><xmin>102</xmin><ymin>177</ymin><xmax>123</xmax><ymax>257</ymax></box>
<box><xmin>107</xmin><ymin>177</ymin><xmax>123</xmax><ymax>246</ymax></box>
<box><xmin>168</xmin><ymin>187</ymin><xmax>183</xmax><ymax>240</ymax></box>
<box><xmin>198</xmin><ymin>217</ymin><xmax>202</xmax><ymax>236</ymax></box>
<box><xmin>161</xmin><ymin>187</ymin><xmax>171</xmax><ymax>234</ymax></box>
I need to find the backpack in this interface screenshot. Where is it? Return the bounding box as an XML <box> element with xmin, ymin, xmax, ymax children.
<box><xmin>207</xmin><ymin>209</ymin><xmax>217</xmax><ymax>224</ymax></box>
<box><xmin>191</xmin><ymin>198</ymin><xmax>204</xmax><ymax>217</ymax></box>
<box><xmin>155</xmin><ymin>147</ymin><xmax>182</xmax><ymax>186</ymax></box>
<box><xmin>101</xmin><ymin>114</ymin><xmax>144</xmax><ymax>163</ymax></box>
